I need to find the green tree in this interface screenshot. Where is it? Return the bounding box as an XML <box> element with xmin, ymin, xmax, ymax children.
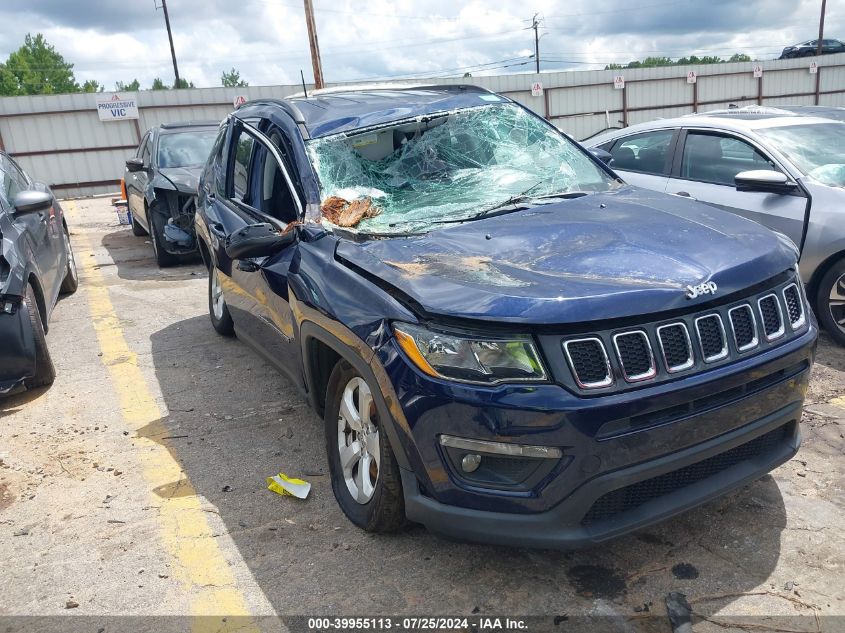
<box><xmin>729</xmin><ymin>53</ymin><xmax>752</xmax><ymax>62</ymax></box>
<box><xmin>115</xmin><ymin>78</ymin><xmax>140</xmax><ymax>91</ymax></box>
<box><xmin>221</xmin><ymin>67</ymin><xmax>248</xmax><ymax>87</ymax></box>
<box><xmin>174</xmin><ymin>77</ymin><xmax>195</xmax><ymax>89</ymax></box>
<box><xmin>81</xmin><ymin>79</ymin><xmax>102</xmax><ymax>93</ymax></box>
<box><xmin>151</xmin><ymin>77</ymin><xmax>169</xmax><ymax>90</ymax></box>
<box><xmin>0</xmin><ymin>33</ymin><xmax>79</xmax><ymax>95</ymax></box>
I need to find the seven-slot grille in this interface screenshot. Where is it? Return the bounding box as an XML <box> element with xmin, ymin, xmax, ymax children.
<box><xmin>563</xmin><ymin>338</ymin><xmax>612</xmax><ymax>388</ymax></box>
<box><xmin>758</xmin><ymin>294</ymin><xmax>785</xmax><ymax>340</ymax></box>
<box><xmin>656</xmin><ymin>323</ymin><xmax>693</xmax><ymax>373</ymax></box>
<box><xmin>560</xmin><ymin>277</ymin><xmax>807</xmax><ymax>391</ymax></box>
<box><xmin>695</xmin><ymin>314</ymin><xmax>728</xmax><ymax>362</ymax></box>
<box><xmin>728</xmin><ymin>304</ymin><xmax>758</xmax><ymax>351</ymax></box>
<box><xmin>613</xmin><ymin>331</ymin><xmax>656</xmax><ymax>381</ymax></box>
<box><xmin>783</xmin><ymin>284</ymin><xmax>805</xmax><ymax>328</ymax></box>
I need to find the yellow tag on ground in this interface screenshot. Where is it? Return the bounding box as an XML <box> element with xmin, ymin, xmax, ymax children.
<box><xmin>266</xmin><ymin>473</ymin><xmax>311</xmax><ymax>499</ymax></box>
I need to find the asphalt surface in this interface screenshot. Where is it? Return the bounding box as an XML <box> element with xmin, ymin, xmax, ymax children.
<box><xmin>1</xmin><ymin>197</ymin><xmax>843</xmax><ymax>632</ymax></box>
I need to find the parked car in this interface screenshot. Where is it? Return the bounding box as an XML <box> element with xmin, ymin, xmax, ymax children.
<box><xmin>587</xmin><ymin>110</ymin><xmax>845</xmax><ymax>345</ymax></box>
<box><xmin>124</xmin><ymin>121</ymin><xmax>219</xmax><ymax>266</ymax></box>
<box><xmin>195</xmin><ymin>85</ymin><xmax>816</xmax><ymax>548</ymax></box>
<box><xmin>768</xmin><ymin>104</ymin><xmax>845</xmax><ymax>122</ymax></box>
<box><xmin>779</xmin><ymin>38</ymin><xmax>845</xmax><ymax>58</ymax></box>
<box><xmin>0</xmin><ymin>152</ymin><xmax>78</xmax><ymax>396</ymax></box>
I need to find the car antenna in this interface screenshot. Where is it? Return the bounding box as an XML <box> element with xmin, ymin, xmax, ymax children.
<box><xmin>300</xmin><ymin>69</ymin><xmax>308</xmax><ymax>98</ymax></box>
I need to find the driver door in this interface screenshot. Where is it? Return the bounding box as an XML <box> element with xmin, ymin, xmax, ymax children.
<box><xmin>219</xmin><ymin>119</ymin><xmax>304</xmax><ymax>381</ymax></box>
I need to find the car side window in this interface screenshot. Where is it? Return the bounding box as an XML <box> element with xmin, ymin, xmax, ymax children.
<box><xmin>136</xmin><ymin>133</ymin><xmax>150</xmax><ymax>159</ymax></box>
<box><xmin>231</xmin><ymin>131</ymin><xmax>256</xmax><ymax>203</ymax></box>
<box><xmin>0</xmin><ymin>154</ymin><xmax>29</xmax><ymax>203</ymax></box>
<box><xmin>141</xmin><ymin>135</ymin><xmax>152</xmax><ymax>166</ymax></box>
<box><xmin>255</xmin><ymin>137</ymin><xmax>297</xmax><ymax>224</ymax></box>
<box><xmin>680</xmin><ymin>132</ymin><xmax>776</xmax><ymax>186</ymax></box>
<box><xmin>609</xmin><ymin>130</ymin><xmax>674</xmax><ymax>175</ymax></box>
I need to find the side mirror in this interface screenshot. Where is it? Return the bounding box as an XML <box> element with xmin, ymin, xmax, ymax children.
<box><xmin>225</xmin><ymin>223</ymin><xmax>295</xmax><ymax>261</ymax></box>
<box><xmin>590</xmin><ymin>148</ymin><xmax>613</xmax><ymax>165</ymax></box>
<box><xmin>125</xmin><ymin>157</ymin><xmax>146</xmax><ymax>172</ymax></box>
<box><xmin>735</xmin><ymin>170</ymin><xmax>797</xmax><ymax>194</ymax></box>
<box><xmin>12</xmin><ymin>190</ymin><xmax>53</xmax><ymax>216</ymax></box>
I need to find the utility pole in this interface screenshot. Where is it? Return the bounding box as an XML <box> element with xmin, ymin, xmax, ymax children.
<box><xmin>532</xmin><ymin>14</ymin><xmax>541</xmax><ymax>73</ymax></box>
<box><xmin>303</xmin><ymin>0</ymin><xmax>325</xmax><ymax>89</ymax></box>
<box><xmin>817</xmin><ymin>0</ymin><xmax>827</xmax><ymax>57</ymax></box>
<box><xmin>158</xmin><ymin>0</ymin><xmax>181</xmax><ymax>88</ymax></box>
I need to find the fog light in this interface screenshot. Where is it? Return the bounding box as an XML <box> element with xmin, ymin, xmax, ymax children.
<box><xmin>461</xmin><ymin>453</ymin><xmax>482</xmax><ymax>473</ymax></box>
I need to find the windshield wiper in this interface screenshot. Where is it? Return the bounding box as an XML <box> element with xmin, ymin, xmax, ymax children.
<box><xmin>429</xmin><ymin>181</ymin><xmax>545</xmax><ymax>225</ymax></box>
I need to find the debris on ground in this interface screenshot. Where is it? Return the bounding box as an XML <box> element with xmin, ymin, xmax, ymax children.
<box><xmin>665</xmin><ymin>592</ymin><xmax>693</xmax><ymax>633</ymax></box>
<box><xmin>320</xmin><ymin>196</ymin><xmax>380</xmax><ymax>227</ymax></box>
<box><xmin>267</xmin><ymin>473</ymin><xmax>311</xmax><ymax>499</ymax></box>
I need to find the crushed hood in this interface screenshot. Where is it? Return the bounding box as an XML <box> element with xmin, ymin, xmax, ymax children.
<box><xmin>335</xmin><ymin>187</ymin><xmax>798</xmax><ymax>325</ymax></box>
<box><xmin>156</xmin><ymin>166</ymin><xmax>202</xmax><ymax>194</ymax></box>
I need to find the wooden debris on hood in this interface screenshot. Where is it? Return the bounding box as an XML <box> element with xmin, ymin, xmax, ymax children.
<box><xmin>320</xmin><ymin>196</ymin><xmax>380</xmax><ymax>228</ymax></box>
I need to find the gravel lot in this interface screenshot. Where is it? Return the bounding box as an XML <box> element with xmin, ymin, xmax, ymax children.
<box><xmin>1</xmin><ymin>197</ymin><xmax>843</xmax><ymax>632</ymax></box>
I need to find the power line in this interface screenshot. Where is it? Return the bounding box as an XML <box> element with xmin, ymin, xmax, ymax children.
<box><xmin>253</xmin><ymin>0</ymin><xmax>460</xmax><ymax>21</ymax></box>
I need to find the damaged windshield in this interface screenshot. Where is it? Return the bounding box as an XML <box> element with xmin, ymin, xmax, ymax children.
<box><xmin>306</xmin><ymin>103</ymin><xmax>618</xmax><ymax>234</ymax></box>
<box><xmin>157</xmin><ymin>130</ymin><xmax>218</xmax><ymax>169</ymax></box>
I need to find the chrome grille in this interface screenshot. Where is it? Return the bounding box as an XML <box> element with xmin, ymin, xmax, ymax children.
<box><xmin>782</xmin><ymin>284</ymin><xmax>805</xmax><ymax>329</ymax></box>
<box><xmin>728</xmin><ymin>304</ymin><xmax>758</xmax><ymax>352</ymax></box>
<box><xmin>563</xmin><ymin>338</ymin><xmax>612</xmax><ymax>389</ymax></box>
<box><xmin>695</xmin><ymin>314</ymin><xmax>728</xmax><ymax>362</ymax></box>
<box><xmin>613</xmin><ymin>331</ymin><xmax>656</xmax><ymax>381</ymax></box>
<box><xmin>656</xmin><ymin>323</ymin><xmax>693</xmax><ymax>372</ymax></box>
<box><xmin>758</xmin><ymin>294</ymin><xmax>785</xmax><ymax>340</ymax></box>
<box><xmin>556</xmin><ymin>273</ymin><xmax>808</xmax><ymax>393</ymax></box>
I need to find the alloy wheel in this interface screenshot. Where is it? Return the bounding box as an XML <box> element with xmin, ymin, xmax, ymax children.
<box><xmin>64</xmin><ymin>231</ymin><xmax>78</xmax><ymax>282</ymax></box>
<box><xmin>337</xmin><ymin>376</ymin><xmax>380</xmax><ymax>504</ymax></box>
<box><xmin>210</xmin><ymin>267</ymin><xmax>225</xmax><ymax>321</ymax></box>
<box><xmin>829</xmin><ymin>271</ymin><xmax>845</xmax><ymax>334</ymax></box>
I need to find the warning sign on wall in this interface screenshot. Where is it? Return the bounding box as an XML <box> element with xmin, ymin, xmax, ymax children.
<box><xmin>687</xmin><ymin>71</ymin><xmax>697</xmax><ymax>84</ymax></box>
<box><xmin>753</xmin><ymin>65</ymin><xmax>763</xmax><ymax>78</ymax></box>
<box><xmin>613</xmin><ymin>75</ymin><xmax>625</xmax><ymax>90</ymax></box>
<box><xmin>233</xmin><ymin>95</ymin><xmax>248</xmax><ymax>108</ymax></box>
<box><xmin>531</xmin><ymin>81</ymin><xmax>544</xmax><ymax>97</ymax></box>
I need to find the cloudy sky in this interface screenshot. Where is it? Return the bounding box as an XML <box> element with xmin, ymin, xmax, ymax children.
<box><xmin>1</xmin><ymin>0</ymin><xmax>841</xmax><ymax>90</ymax></box>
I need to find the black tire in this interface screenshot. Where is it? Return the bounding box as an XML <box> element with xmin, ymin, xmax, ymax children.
<box><xmin>324</xmin><ymin>360</ymin><xmax>405</xmax><ymax>532</ymax></box>
<box><xmin>23</xmin><ymin>284</ymin><xmax>56</xmax><ymax>390</ymax></box>
<box><xmin>59</xmin><ymin>226</ymin><xmax>79</xmax><ymax>295</ymax></box>
<box><xmin>148</xmin><ymin>208</ymin><xmax>178</xmax><ymax>268</ymax></box>
<box><xmin>816</xmin><ymin>258</ymin><xmax>845</xmax><ymax>346</ymax></box>
<box><xmin>208</xmin><ymin>266</ymin><xmax>235</xmax><ymax>336</ymax></box>
<box><xmin>130</xmin><ymin>208</ymin><xmax>148</xmax><ymax>236</ymax></box>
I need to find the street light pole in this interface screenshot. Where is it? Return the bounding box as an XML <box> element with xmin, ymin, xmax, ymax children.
<box><xmin>532</xmin><ymin>14</ymin><xmax>540</xmax><ymax>74</ymax></box>
<box><xmin>160</xmin><ymin>0</ymin><xmax>181</xmax><ymax>88</ymax></box>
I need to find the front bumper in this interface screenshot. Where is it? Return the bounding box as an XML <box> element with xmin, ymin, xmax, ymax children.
<box><xmin>382</xmin><ymin>322</ymin><xmax>816</xmax><ymax>549</ymax></box>
<box><xmin>0</xmin><ymin>303</ymin><xmax>36</xmax><ymax>396</ymax></box>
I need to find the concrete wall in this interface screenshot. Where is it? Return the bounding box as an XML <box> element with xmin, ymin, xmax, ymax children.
<box><xmin>1</xmin><ymin>53</ymin><xmax>844</xmax><ymax>197</ymax></box>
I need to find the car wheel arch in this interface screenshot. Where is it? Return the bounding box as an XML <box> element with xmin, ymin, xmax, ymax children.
<box><xmin>807</xmin><ymin>248</ymin><xmax>845</xmax><ymax>309</ymax></box>
<box><xmin>26</xmin><ymin>273</ymin><xmax>48</xmax><ymax>331</ymax></box>
<box><xmin>299</xmin><ymin>320</ymin><xmax>414</xmax><ymax>473</ymax></box>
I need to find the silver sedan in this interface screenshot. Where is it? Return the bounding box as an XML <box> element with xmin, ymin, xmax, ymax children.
<box><xmin>588</xmin><ymin>110</ymin><xmax>845</xmax><ymax>344</ymax></box>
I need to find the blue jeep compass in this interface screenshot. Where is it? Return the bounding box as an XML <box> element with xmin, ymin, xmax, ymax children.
<box><xmin>195</xmin><ymin>85</ymin><xmax>817</xmax><ymax>548</ymax></box>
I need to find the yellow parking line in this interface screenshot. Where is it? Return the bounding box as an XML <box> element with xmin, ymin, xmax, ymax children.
<box><xmin>65</xmin><ymin>201</ymin><xmax>258</xmax><ymax>630</ymax></box>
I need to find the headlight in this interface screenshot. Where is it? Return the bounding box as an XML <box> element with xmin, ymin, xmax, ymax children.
<box><xmin>393</xmin><ymin>322</ymin><xmax>547</xmax><ymax>384</ymax></box>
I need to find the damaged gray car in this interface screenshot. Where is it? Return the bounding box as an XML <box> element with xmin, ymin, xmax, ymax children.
<box><xmin>124</xmin><ymin>121</ymin><xmax>219</xmax><ymax>266</ymax></box>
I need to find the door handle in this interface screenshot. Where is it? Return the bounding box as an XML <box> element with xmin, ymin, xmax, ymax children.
<box><xmin>674</xmin><ymin>191</ymin><xmax>691</xmax><ymax>197</ymax></box>
<box><xmin>209</xmin><ymin>222</ymin><xmax>226</xmax><ymax>238</ymax></box>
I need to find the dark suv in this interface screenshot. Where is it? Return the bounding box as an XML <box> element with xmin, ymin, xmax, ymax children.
<box><xmin>779</xmin><ymin>38</ymin><xmax>845</xmax><ymax>58</ymax></box>
<box><xmin>195</xmin><ymin>85</ymin><xmax>817</xmax><ymax>548</ymax></box>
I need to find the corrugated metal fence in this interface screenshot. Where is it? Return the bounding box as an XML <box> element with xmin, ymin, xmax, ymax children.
<box><xmin>1</xmin><ymin>53</ymin><xmax>844</xmax><ymax>197</ymax></box>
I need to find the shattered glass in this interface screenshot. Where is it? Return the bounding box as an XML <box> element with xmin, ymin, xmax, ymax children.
<box><xmin>306</xmin><ymin>104</ymin><xmax>617</xmax><ymax>233</ymax></box>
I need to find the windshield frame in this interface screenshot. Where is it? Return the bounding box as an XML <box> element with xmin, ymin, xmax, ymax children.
<box><xmin>155</xmin><ymin>128</ymin><xmax>219</xmax><ymax>169</ymax></box>
<box><xmin>304</xmin><ymin>102</ymin><xmax>621</xmax><ymax>237</ymax></box>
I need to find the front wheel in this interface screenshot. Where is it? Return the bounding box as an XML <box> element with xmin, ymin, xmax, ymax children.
<box><xmin>324</xmin><ymin>360</ymin><xmax>405</xmax><ymax>532</ymax></box>
<box><xmin>59</xmin><ymin>226</ymin><xmax>78</xmax><ymax>295</ymax></box>
<box><xmin>23</xmin><ymin>285</ymin><xmax>56</xmax><ymax>389</ymax></box>
<box><xmin>816</xmin><ymin>259</ymin><xmax>845</xmax><ymax>345</ymax></box>
<box><xmin>148</xmin><ymin>209</ymin><xmax>178</xmax><ymax>268</ymax></box>
<box><xmin>208</xmin><ymin>266</ymin><xmax>234</xmax><ymax>336</ymax></box>
<box><xmin>130</xmin><ymin>208</ymin><xmax>148</xmax><ymax>236</ymax></box>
